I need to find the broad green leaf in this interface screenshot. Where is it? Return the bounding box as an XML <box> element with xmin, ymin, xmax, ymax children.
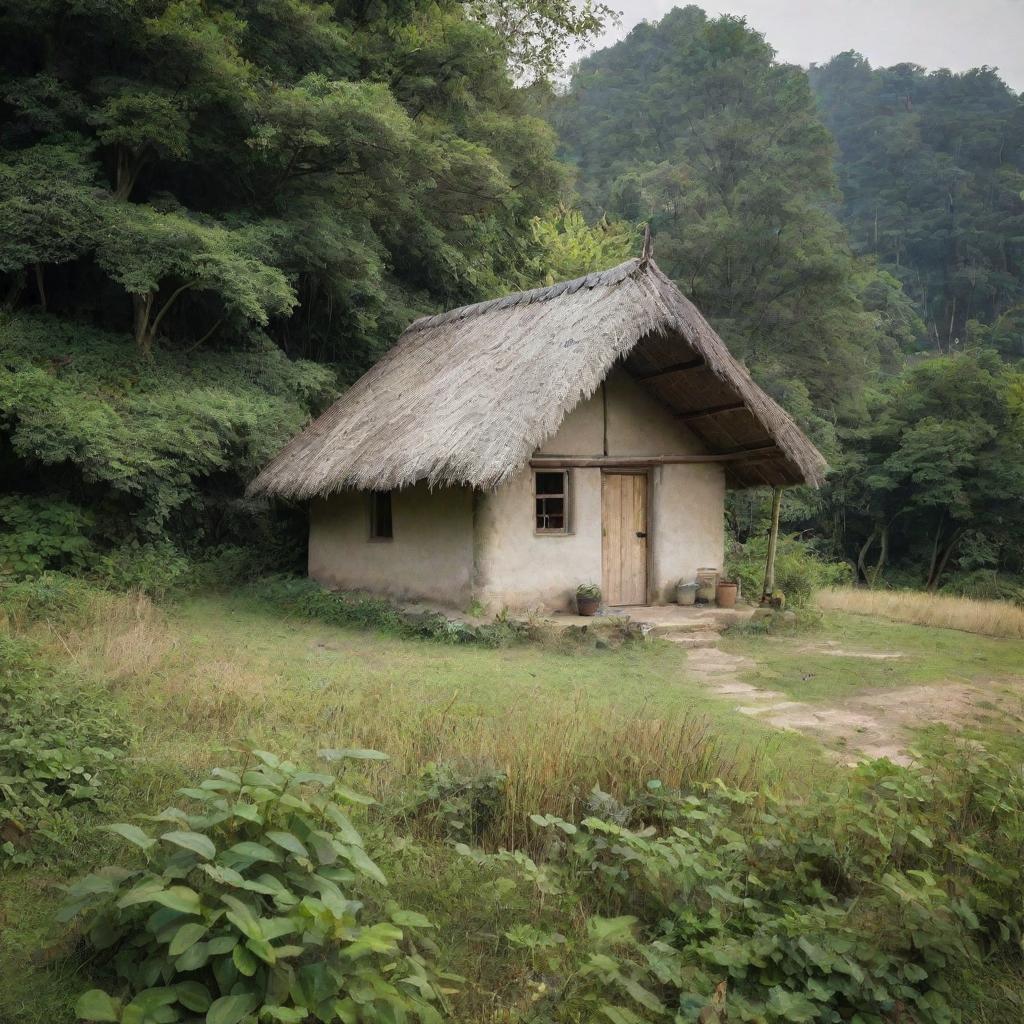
<box><xmin>169</xmin><ymin>921</ymin><xmax>209</xmax><ymax>956</ymax></box>
<box><xmin>103</xmin><ymin>823</ymin><xmax>156</xmax><ymax>851</ymax></box>
<box><xmin>76</xmin><ymin>990</ymin><xmax>120</xmax><ymax>1022</ymax></box>
<box><xmin>221</xmin><ymin>894</ymin><xmax>265</xmax><ymax>941</ymax></box>
<box><xmin>153</xmin><ymin>886</ymin><xmax>202</xmax><ymax>915</ymax></box>
<box><xmin>206</xmin><ymin>993</ymin><xmax>258</xmax><ymax>1024</ymax></box>
<box><xmin>175</xmin><ymin>981</ymin><xmax>212</xmax><ymax>1013</ymax></box>
<box><xmin>343</xmin><ymin>844</ymin><xmax>387</xmax><ymax>885</ymax></box>
<box><xmin>226</xmin><ymin>841</ymin><xmax>280</xmax><ymax>863</ymax></box>
<box><xmin>333</xmin><ymin>784</ymin><xmax>375</xmax><ymax>806</ymax></box>
<box><xmin>117</xmin><ymin>877</ymin><xmax>166</xmax><ymax>909</ymax></box>
<box><xmin>161</xmin><ymin>830</ymin><xmax>216</xmax><ymax>859</ymax></box>
<box><xmin>265</xmin><ymin>831</ymin><xmax>308</xmax><ymax>858</ymax></box>
<box><xmin>175</xmin><ymin>940</ymin><xmax>210</xmax><ymax>972</ymax></box>
<box><xmin>232</xmin><ymin>942</ymin><xmax>258</xmax><ymax>976</ymax></box>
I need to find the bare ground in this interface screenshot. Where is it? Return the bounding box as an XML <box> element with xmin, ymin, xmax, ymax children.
<box><xmin>685</xmin><ymin>646</ymin><xmax>1024</xmax><ymax>765</ymax></box>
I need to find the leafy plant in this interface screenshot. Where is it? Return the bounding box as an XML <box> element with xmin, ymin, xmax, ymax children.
<box><xmin>251</xmin><ymin>578</ymin><xmax>527</xmax><ymax>648</ymax></box>
<box><xmin>727</xmin><ymin>534</ymin><xmax>851</xmax><ymax>608</ymax></box>
<box><xmin>0</xmin><ymin>494</ymin><xmax>96</xmax><ymax>578</ymax></box>
<box><xmin>480</xmin><ymin>747</ymin><xmax>1024</xmax><ymax>1023</ymax></box>
<box><xmin>0</xmin><ymin>672</ymin><xmax>123</xmax><ymax>865</ymax></box>
<box><xmin>62</xmin><ymin>748</ymin><xmax>452</xmax><ymax>1023</ymax></box>
<box><xmin>576</xmin><ymin>583</ymin><xmax>601</xmax><ymax>601</ymax></box>
<box><xmin>401</xmin><ymin>761</ymin><xmax>508</xmax><ymax>844</ymax></box>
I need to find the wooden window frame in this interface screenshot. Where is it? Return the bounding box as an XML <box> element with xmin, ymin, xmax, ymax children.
<box><xmin>534</xmin><ymin>469</ymin><xmax>571</xmax><ymax>535</ymax></box>
<box><xmin>368</xmin><ymin>489</ymin><xmax>393</xmax><ymax>542</ymax></box>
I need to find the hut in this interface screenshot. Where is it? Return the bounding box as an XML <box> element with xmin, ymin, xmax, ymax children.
<box><xmin>249</xmin><ymin>246</ymin><xmax>826</xmax><ymax>612</ymax></box>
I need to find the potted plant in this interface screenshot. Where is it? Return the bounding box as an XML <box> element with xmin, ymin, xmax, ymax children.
<box><xmin>576</xmin><ymin>582</ymin><xmax>602</xmax><ymax>616</ymax></box>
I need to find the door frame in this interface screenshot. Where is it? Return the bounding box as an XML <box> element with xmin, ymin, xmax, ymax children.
<box><xmin>600</xmin><ymin>468</ymin><xmax>654</xmax><ymax>606</ymax></box>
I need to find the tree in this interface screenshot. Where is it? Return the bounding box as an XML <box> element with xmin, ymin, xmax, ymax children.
<box><xmin>553</xmin><ymin>5</ymin><xmax>897</xmax><ymax>422</ymax></box>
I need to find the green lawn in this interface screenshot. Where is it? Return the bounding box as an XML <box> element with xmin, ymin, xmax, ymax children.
<box><xmin>722</xmin><ymin>610</ymin><xmax>1024</xmax><ymax>703</ymax></box>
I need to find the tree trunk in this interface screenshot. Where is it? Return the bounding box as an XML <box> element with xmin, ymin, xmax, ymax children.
<box><xmin>926</xmin><ymin>529</ymin><xmax>964</xmax><ymax>592</ymax></box>
<box><xmin>857</xmin><ymin>526</ymin><xmax>879</xmax><ymax>584</ymax></box>
<box><xmin>761</xmin><ymin>486</ymin><xmax>783</xmax><ymax>602</ymax></box>
<box><xmin>870</xmin><ymin>524</ymin><xmax>889</xmax><ymax>588</ymax></box>
<box><xmin>133</xmin><ymin>292</ymin><xmax>156</xmax><ymax>354</ymax></box>
<box><xmin>34</xmin><ymin>263</ymin><xmax>47</xmax><ymax>311</ymax></box>
<box><xmin>114</xmin><ymin>145</ymin><xmax>149</xmax><ymax>202</ymax></box>
<box><xmin>3</xmin><ymin>269</ymin><xmax>26</xmax><ymax>309</ymax></box>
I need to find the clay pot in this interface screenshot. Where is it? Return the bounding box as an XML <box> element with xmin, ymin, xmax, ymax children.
<box><xmin>716</xmin><ymin>581</ymin><xmax>738</xmax><ymax>609</ymax></box>
<box><xmin>577</xmin><ymin>595</ymin><xmax>600</xmax><ymax>616</ymax></box>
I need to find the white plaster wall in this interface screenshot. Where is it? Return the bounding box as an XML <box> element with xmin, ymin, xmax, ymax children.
<box><xmin>309</xmin><ymin>483</ymin><xmax>475</xmax><ymax>606</ymax></box>
<box><xmin>476</xmin><ymin>367</ymin><xmax>725</xmax><ymax>612</ymax></box>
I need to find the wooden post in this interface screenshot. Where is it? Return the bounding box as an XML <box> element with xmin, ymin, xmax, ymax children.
<box><xmin>761</xmin><ymin>486</ymin><xmax>783</xmax><ymax>604</ymax></box>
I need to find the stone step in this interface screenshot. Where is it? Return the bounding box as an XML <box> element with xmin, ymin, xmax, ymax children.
<box><xmin>645</xmin><ymin>620</ymin><xmax>721</xmax><ymax>637</ymax></box>
<box><xmin>662</xmin><ymin>632</ymin><xmax>721</xmax><ymax>649</ymax></box>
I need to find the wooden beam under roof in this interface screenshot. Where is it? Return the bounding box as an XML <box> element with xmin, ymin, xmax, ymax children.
<box><xmin>677</xmin><ymin>401</ymin><xmax>747</xmax><ymax>421</ymax></box>
<box><xmin>530</xmin><ymin>444</ymin><xmax>778</xmax><ymax>469</ymax></box>
<box><xmin>633</xmin><ymin>356</ymin><xmax>704</xmax><ymax>380</ymax></box>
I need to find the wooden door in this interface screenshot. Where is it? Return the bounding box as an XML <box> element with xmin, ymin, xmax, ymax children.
<box><xmin>602</xmin><ymin>473</ymin><xmax>648</xmax><ymax>605</ymax></box>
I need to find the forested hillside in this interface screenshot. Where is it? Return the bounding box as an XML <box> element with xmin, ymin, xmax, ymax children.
<box><xmin>811</xmin><ymin>53</ymin><xmax>1024</xmax><ymax>356</ymax></box>
<box><xmin>2</xmin><ymin>0</ymin><xmax>1023</xmax><ymax>596</ymax></box>
<box><xmin>0</xmin><ymin>0</ymin><xmax>623</xmax><ymax>577</ymax></box>
<box><xmin>555</xmin><ymin>6</ymin><xmax>1024</xmax><ymax>594</ymax></box>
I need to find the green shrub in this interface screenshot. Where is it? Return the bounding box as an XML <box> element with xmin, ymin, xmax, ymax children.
<box><xmin>482</xmin><ymin>747</ymin><xmax>1024</xmax><ymax>1023</ymax></box>
<box><xmin>727</xmin><ymin>534</ymin><xmax>851</xmax><ymax>607</ymax></box>
<box><xmin>0</xmin><ymin>494</ymin><xmax>96</xmax><ymax>578</ymax></box>
<box><xmin>90</xmin><ymin>541</ymin><xmax>192</xmax><ymax>599</ymax></box>
<box><xmin>250</xmin><ymin>577</ymin><xmax>528</xmax><ymax>647</ymax></box>
<box><xmin>62</xmin><ymin>748</ymin><xmax>452</xmax><ymax>1024</ymax></box>
<box><xmin>401</xmin><ymin>761</ymin><xmax>508</xmax><ymax>843</ymax></box>
<box><xmin>0</xmin><ymin>570</ymin><xmax>93</xmax><ymax>627</ymax></box>
<box><xmin>942</xmin><ymin>569</ymin><xmax>1024</xmax><ymax>607</ymax></box>
<box><xmin>0</xmin><ymin>673</ymin><xmax>124</xmax><ymax>866</ymax></box>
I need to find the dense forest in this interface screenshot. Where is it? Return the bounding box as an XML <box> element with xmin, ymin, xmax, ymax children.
<box><xmin>555</xmin><ymin>6</ymin><xmax>1024</xmax><ymax>595</ymax></box>
<box><xmin>2</xmin><ymin>1</ymin><xmax>1023</xmax><ymax>597</ymax></box>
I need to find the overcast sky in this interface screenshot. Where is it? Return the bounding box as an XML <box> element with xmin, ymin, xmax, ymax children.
<box><xmin>580</xmin><ymin>1</ymin><xmax>1024</xmax><ymax>91</ymax></box>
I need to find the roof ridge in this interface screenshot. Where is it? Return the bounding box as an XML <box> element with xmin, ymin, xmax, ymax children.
<box><xmin>404</xmin><ymin>257</ymin><xmax>645</xmax><ymax>334</ymax></box>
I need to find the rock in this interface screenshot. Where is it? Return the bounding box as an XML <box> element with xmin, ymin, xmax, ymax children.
<box><xmin>750</xmin><ymin>607</ymin><xmax>774</xmax><ymax>622</ymax></box>
<box><xmin>781</xmin><ymin>610</ymin><xmax>797</xmax><ymax>625</ymax></box>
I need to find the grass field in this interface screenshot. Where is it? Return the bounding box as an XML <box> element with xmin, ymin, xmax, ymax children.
<box><xmin>2</xmin><ymin>585</ymin><xmax>1023</xmax><ymax>1022</ymax></box>
<box><xmin>818</xmin><ymin>586</ymin><xmax>1024</xmax><ymax>639</ymax></box>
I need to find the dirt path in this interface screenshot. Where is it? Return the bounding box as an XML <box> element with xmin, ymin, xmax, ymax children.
<box><xmin>685</xmin><ymin>646</ymin><xmax>1024</xmax><ymax>766</ymax></box>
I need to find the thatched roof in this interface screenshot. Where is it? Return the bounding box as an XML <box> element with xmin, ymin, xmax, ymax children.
<box><xmin>249</xmin><ymin>255</ymin><xmax>827</xmax><ymax>498</ymax></box>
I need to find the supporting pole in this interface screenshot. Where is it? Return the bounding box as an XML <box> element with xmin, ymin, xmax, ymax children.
<box><xmin>761</xmin><ymin>486</ymin><xmax>783</xmax><ymax>604</ymax></box>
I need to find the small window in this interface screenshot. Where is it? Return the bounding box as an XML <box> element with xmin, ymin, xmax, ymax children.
<box><xmin>535</xmin><ymin>471</ymin><xmax>569</xmax><ymax>534</ymax></box>
<box><xmin>369</xmin><ymin>490</ymin><xmax>393</xmax><ymax>540</ymax></box>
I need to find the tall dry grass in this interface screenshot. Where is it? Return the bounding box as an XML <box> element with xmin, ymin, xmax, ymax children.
<box><xmin>818</xmin><ymin>587</ymin><xmax>1024</xmax><ymax>640</ymax></box>
<box><xmin>21</xmin><ymin>588</ymin><xmax>772</xmax><ymax>851</ymax></box>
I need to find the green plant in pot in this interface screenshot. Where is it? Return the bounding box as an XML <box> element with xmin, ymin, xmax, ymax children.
<box><xmin>576</xmin><ymin>582</ymin><xmax>601</xmax><ymax>616</ymax></box>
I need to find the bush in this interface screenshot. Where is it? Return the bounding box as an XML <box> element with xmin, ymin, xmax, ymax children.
<box><xmin>61</xmin><ymin>748</ymin><xmax>451</xmax><ymax>1024</ymax></box>
<box><xmin>0</xmin><ymin>570</ymin><xmax>93</xmax><ymax>628</ymax></box>
<box><xmin>727</xmin><ymin>534</ymin><xmax>851</xmax><ymax>607</ymax></box>
<box><xmin>0</xmin><ymin>494</ymin><xmax>96</xmax><ymax>578</ymax></box>
<box><xmin>250</xmin><ymin>577</ymin><xmax>528</xmax><ymax>647</ymax></box>
<box><xmin>90</xmin><ymin>541</ymin><xmax>192</xmax><ymax>599</ymax></box>
<box><xmin>401</xmin><ymin>761</ymin><xmax>508</xmax><ymax>843</ymax></box>
<box><xmin>0</xmin><ymin>672</ymin><xmax>124</xmax><ymax>865</ymax></box>
<box><xmin>497</xmin><ymin>747</ymin><xmax>1024</xmax><ymax>1024</ymax></box>
<box><xmin>942</xmin><ymin>569</ymin><xmax>1024</xmax><ymax>607</ymax></box>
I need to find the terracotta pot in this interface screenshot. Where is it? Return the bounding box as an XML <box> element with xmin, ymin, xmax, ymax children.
<box><xmin>577</xmin><ymin>595</ymin><xmax>600</xmax><ymax>616</ymax></box>
<box><xmin>716</xmin><ymin>581</ymin><xmax>738</xmax><ymax>609</ymax></box>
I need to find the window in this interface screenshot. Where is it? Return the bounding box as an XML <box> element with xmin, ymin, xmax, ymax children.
<box><xmin>369</xmin><ymin>490</ymin><xmax>393</xmax><ymax>540</ymax></box>
<box><xmin>535</xmin><ymin>470</ymin><xmax>569</xmax><ymax>534</ymax></box>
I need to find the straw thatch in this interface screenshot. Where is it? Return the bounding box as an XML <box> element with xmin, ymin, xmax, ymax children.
<box><xmin>249</xmin><ymin>256</ymin><xmax>827</xmax><ymax>498</ymax></box>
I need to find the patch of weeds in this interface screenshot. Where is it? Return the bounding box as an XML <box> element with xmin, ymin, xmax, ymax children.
<box><xmin>249</xmin><ymin>576</ymin><xmax>530</xmax><ymax>647</ymax></box>
<box><xmin>0</xmin><ymin>671</ymin><xmax>125</xmax><ymax>866</ymax></box>
<box><xmin>399</xmin><ymin>761</ymin><xmax>508</xmax><ymax>843</ymax></box>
